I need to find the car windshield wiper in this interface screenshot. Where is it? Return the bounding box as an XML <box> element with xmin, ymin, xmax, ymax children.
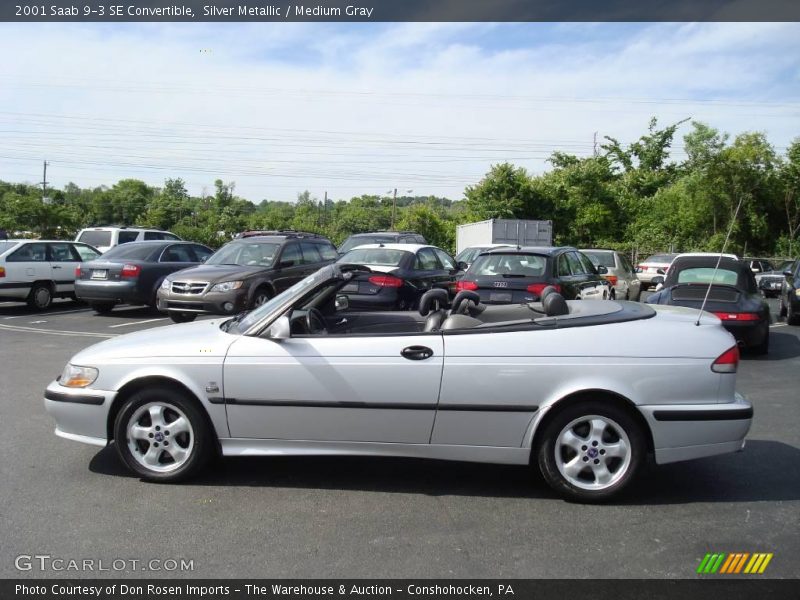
<box><xmin>222</xmin><ymin>310</ymin><xmax>249</xmax><ymax>333</ymax></box>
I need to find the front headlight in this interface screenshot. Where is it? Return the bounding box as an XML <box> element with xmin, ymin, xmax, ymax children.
<box><xmin>210</xmin><ymin>280</ymin><xmax>244</xmax><ymax>293</ymax></box>
<box><xmin>60</xmin><ymin>364</ymin><xmax>99</xmax><ymax>388</ymax></box>
<box><xmin>161</xmin><ymin>278</ymin><xmax>171</xmax><ymax>290</ymax></box>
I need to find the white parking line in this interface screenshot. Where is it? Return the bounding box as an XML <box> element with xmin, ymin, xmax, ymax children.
<box><xmin>770</xmin><ymin>323</ymin><xmax>787</xmax><ymax>328</ymax></box>
<box><xmin>3</xmin><ymin>308</ymin><xmax>92</xmax><ymax>319</ymax></box>
<box><xmin>108</xmin><ymin>318</ymin><xmax>166</xmax><ymax>329</ymax></box>
<box><xmin>0</xmin><ymin>323</ymin><xmax>115</xmax><ymax>338</ymax></box>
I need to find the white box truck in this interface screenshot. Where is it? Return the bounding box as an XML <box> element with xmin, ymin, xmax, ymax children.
<box><xmin>456</xmin><ymin>219</ymin><xmax>553</xmax><ymax>255</ymax></box>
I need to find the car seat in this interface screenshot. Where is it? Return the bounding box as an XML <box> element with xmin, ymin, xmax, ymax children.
<box><xmin>419</xmin><ymin>288</ymin><xmax>449</xmax><ymax>332</ymax></box>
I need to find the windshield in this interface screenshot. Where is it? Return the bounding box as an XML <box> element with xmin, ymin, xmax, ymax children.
<box><xmin>470</xmin><ymin>253</ymin><xmax>547</xmax><ymax>277</ymax></box>
<box><xmin>338</xmin><ymin>236</ymin><xmax>395</xmax><ymax>253</ymax></box>
<box><xmin>338</xmin><ymin>248</ymin><xmax>408</xmax><ymax>267</ymax></box>
<box><xmin>236</xmin><ymin>265</ymin><xmax>335</xmax><ymax>332</ymax></box>
<box><xmin>644</xmin><ymin>254</ymin><xmax>675</xmax><ymax>264</ymax></box>
<box><xmin>676</xmin><ymin>268</ymin><xmax>739</xmax><ymax>286</ymax></box>
<box><xmin>101</xmin><ymin>243</ymin><xmax>160</xmax><ymax>260</ymax></box>
<box><xmin>78</xmin><ymin>231</ymin><xmax>112</xmax><ymax>247</ymax></box>
<box><xmin>583</xmin><ymin>251</ymin><xmax>615</xmax><ymax>268</ymax></box>
<box><xmin>206</xmin><ymin>241</ymin><xmax>279</xmax><ymax>267</ymax></box>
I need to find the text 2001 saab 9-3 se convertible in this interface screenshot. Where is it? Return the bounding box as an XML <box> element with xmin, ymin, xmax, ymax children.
<box><xmin>45</xmin><ymin>264</ymin><xmax>752</xmax><ymax>502</ymax></box>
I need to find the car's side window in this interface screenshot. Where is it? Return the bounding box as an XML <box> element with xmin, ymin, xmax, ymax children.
<box><xmin>279</xmin><ymin>243</ymin><xmax>302</xmax><ymax>266</ymax></box>
<box><xmin>49</xmin><ymin>242</ymin><xmax>77</xmax><ymax>262</ymax></box>
<box><xmin>577</xmin><ymin>252</ymin><xmax>596</xmax><ymax>274</ymax></box>
<box><xmin>299</xmin><ymin>242</ymin><xmax>322</xmax><ymax>264</ymax></box>
<box><xmin>318</xmin><ymin>243</ymin><xmax>338</xmax><ymax>261</ymax></box>
<box><xmin>434</xmin><ymin>249</ymin><xmax>455</xmax><ymax>270</ymax></box>
<box><xmin>414</xmin><ymin>248</ymin><xmax>441</xmax><ymax>270</ymax></box>
<box><xmin>191</xmin><ymin>245</ymin><xmax>213</xmax><ymax>262</ymax></box>
<box><xmin>161</xmin><ymin>245</ymin><xmax>195</xmax><ymax>262</ymax></box>
<box><xmin>163</xmin><ymin>233</ymin><xmax>180</xmax><ymax>241</ymax></box>
<box><xmin>7</xmin><ymin>243</ymin><xmax>47</xmax><ymax>262</ymax></box>
<box><xmin>556</xmin><ymin>254</ymin><xmax>571</xmax><ymax>276</ymax></box>
<box><xmin>620</xmin><ymin>254</ymin><xmax>634</xmax><ymax>274</ymax></box>
<box><xmin>144</xmin><ymin>232</ymin><xmax>163</xmax><ymax>241</ymax></box>
<box><xmin>567</xmin><ymin>252</ymin><xmax>586</xmax><ymax>275</ymax></box>
<box><xmin>118</xmin><ymin>231</ymin><xmax>138</xmax><ymax>244</ymax></box>
<box><xmin>72</xmin><ymin>243</ymin><xmax>101</xmax><ymax>261</ymax></box>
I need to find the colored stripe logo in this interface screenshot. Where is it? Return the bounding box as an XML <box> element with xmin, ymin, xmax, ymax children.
<box><xmin>697</xmin><ymin>553</ymin><xmax>773</xmax><ymax>574</ymax></box>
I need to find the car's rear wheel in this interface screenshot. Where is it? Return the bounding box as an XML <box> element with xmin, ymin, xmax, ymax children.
<box><xmin>169</xmin><ymin>312</ymin><xmax>197</xmax><ymax>323</ymax></box>
<box><xmin>788</xmin><ymin>299</ymin><xmax>800</xmax><ymax>326</ymax></box>
<box><xmin>27</xmin><ymin>282</ymin><xmax>53</xmax><ymax>310</ymax></box>
<box><xmin>91</xmin><ymin>302</ymin><xmax>115</xmax><ymax>314</ymax></box>
<box><xmin>114</xmin><ymin>387</ymin><xmax>212</xmax><ymax>482</ymax></box>
<box><xmin>536</xmin><ymin>401</ymin><xmax>645</xmax><ymax>502</ymax></box>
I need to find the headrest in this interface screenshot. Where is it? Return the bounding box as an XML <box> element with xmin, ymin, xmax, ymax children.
<box><xmin>543</xmin><ymin>292</ymin><xmax>569</xmax><ymax>317</ymax></box>
<box><xmin>539</xmin><ymin>285</ymin><xmax>559</xmax><ymax>302</ymax></box>
<box><xmin>419</xmin><ymin>288</ymin><xmax>450</xmax><ymax>316</ymax></box>
<box><xmin>450</xmin><ymin>290</ymin><xmax>480</xmax><ymax>315</ymax></box>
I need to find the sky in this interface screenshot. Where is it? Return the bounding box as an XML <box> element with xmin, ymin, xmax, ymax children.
<box><xmin>0</xmin><ymin>22</ymin><xmax>798</xmax><ymax>203</ymax></box>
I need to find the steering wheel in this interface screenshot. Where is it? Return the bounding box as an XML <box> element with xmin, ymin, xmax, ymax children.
<box><xmin>305</xmin><ymin>307</ymin><xmax>328</xmax><ymax>335</ymax></box>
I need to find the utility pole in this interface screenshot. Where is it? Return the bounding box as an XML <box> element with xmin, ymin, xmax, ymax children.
<box><xmin>592</xmin><ymin>132</ymin><xmax>598</xmax><ymax>158</ymax></box>
<box><xmin>40</xmin><ymin>160</ymin><xmax>50</xmax><ymax>204</ymax></box>
<box><xmin>391</xmin><ymin>188</ymin><xmax>397</xmax><ymax>230</ymax></box>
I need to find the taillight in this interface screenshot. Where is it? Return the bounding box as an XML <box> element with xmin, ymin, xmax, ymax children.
<box><xmin>368</xmin><ymin>275</ymin><xmax>403</xmax><ymax>288</ymax></box>
<box><xmin>456</xmin><ymin>280</ymin><xmax>479</xmax><ymax>292</ymax></box>
<box><xmin>712</xmin><ymin>345</ymin><xmax>739</xmax><ymax>373</ymax></box>
<box><xmin>121</xmin><ymin>264</ymin><xmax>141</xmax><ymax>278</ymax></box>
<box><xmin>604</xmin><ymin>275</ymin><xmax>618</xmax><ymax>286</ymax></box>
<box><xmin>0</xmin><ymin>266</ymin><xmax>5</xmax><ymax>278</ymax></box>
<box><xmin>526</xmin><ymin>283</ymin><xmax>561</xmax><ymax>295</ymax></box>
<box><xmin>712</xmin><ymin>312</ymin><xmax>760</xmax><ymax>321</ymax></box>
<box><xmin>75</xmin><ymin>266</ymin><xmax>82</xmax><ymax>277</ymax></box>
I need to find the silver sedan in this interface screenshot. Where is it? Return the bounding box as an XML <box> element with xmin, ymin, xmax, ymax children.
<box><xmin>44</xmin><ymin>265</ymin><xmax>752</xmax><ymax>502</ymax></box>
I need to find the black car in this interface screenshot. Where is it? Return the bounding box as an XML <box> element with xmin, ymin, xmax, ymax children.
<box><xmin>455</xmin><ymin>246</ymin><xmax>610</xmax><ymax>304</ymax></box>
<box><xmin>336</xmin><ymin>243</ymin><xmax>462</xmax><ymax>310</ymax></box>
<box><xmin>338</xmin><ymin>231</ymin><xmax>427</xmax><ymax>255</ymax></box>
<box><xmin>157</xmin><ymin>232</ymin><xmax>338</xmax><ymax>322</ymax></box>
<box><xmin>75</xmin><ymin>241</ymin><xmax>213</xmax><ymax>314</ymax></box>
<box><xmin>646</xmin><ymin>255</ymin><xmax>770</xmax><ymax>353</ymax></box>
<box><xmin>779</xmin><ymin>259</ymin><xmax>800</xmax><ymax>325</ymax></box>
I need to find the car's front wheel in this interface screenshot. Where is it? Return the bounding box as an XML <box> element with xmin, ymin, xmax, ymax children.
<box><xmin>91</xmin><ymin>302</ymin><xmax>115</xmax><ymax>314</ymax></box>
<box><xmin>536</xmin><ymin>401</ymin><xmax>645</xmax><ymax>502</ymax></box>
<box><xmin>114</xmin><ymin>387</ymin><xmax>212</xmax><ymax>482</ymax></box>
<box><xmin>169</xmin><ymin>312</ymin><xmax>197</xmax><ymax>323</ymax></box>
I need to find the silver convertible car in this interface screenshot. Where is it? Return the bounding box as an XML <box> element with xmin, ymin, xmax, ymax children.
<box><xmin>45</xmin><ymin>265</ymin><xmax>752</xmax><ymax>502</ymax></box>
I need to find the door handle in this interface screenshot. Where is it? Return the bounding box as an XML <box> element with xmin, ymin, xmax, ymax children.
<box><xmin>52</xmin><ymin>265</ymin><xmax>62</xmax><ymax>269</ymax></box>
<box><xmin>401</xmin><ymin>345</ymin><xmax>434</xmax><ymax>360</ymax></box>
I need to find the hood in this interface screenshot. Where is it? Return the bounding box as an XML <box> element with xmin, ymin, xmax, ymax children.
<box><xmin>169</xmin><ymin>264</ymin><xmax>266</xmax><ymax>283</ymax></box>
<box><xmin>71</xmin><ymin>318</ymin><xmax>237</xmax><ymax>363</ymax></box>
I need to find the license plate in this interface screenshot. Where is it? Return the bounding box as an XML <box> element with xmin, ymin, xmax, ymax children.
<box><xmin>91</xmin><ymin>269</ymin><xmax>107</xmax><ymax>280</ymax></box>
<box><xmin>489</xmin><ymin>292</ymin><xmax>512</xmax><ymax>303</ymax></box>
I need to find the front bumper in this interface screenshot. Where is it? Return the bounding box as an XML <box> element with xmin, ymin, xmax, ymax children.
<box><xmin>43</xmin><ymin>380</ymin><xmax>115</xmax><ymax>446</ymax></box>
<box><xmin>640</xmin><ymin>392</ymin><xmax>753</xmax><ymax>464</ymax></box>
<box><xmin>157</xmin><ymin>288</ymin><xmax>249</xmax><ymax>315</ymax></box>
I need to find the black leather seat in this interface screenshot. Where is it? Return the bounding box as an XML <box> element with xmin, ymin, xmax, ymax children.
<box><xmin>419</xmin><ymin>288</ymin><xmax>450</xmax><ymax>332</ymax></box>
<box><xmin>543</xmin><ymin>292</ymin><xmax>569</xmax><ymax>316</ymax></box>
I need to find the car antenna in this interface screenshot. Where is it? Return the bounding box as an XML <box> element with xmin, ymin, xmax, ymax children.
<box><xmin>695</xmin><ymin>196</ymin><xmax>745</xmax><ymax>327</ymax></box>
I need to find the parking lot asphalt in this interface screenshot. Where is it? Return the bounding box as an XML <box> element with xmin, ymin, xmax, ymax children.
<box><xmin>0</xmin><ymin>296</ymin><xmax>798</xmax><ymax>579</ymax></box>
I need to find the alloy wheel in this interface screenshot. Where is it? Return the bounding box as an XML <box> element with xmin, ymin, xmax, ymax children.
<box><xmin>126</xmin><ymin>401</ymin><xmax>195</xmax><ymax>474</ymax></box>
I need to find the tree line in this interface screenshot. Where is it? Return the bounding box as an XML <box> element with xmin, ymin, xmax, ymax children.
<box><xmin>1</xmin><ymin>118</ymin><xmax>798</xmax><ymax>259</ymax></box>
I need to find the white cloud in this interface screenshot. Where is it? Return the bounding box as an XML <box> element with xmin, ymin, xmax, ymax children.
<box><xmin>0</xmin><ymin>22</ymin><xmax>797</xmax><ymax>201</ymax></box>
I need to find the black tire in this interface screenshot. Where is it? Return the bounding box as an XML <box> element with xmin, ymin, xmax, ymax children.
<box><xmin>536</xmin><ymin>401</ymin><xmax>646</xmax><ymax>503</ymax></box>
<box><xmin>169</xmin><ymin>312</ymin><xmax>197</xmax><ymax>323</ymax></box>
<box><xmin>27</xmin><ymin>282</ymin><xmax>53</xmax><ymax>310</ymax></box>
<box><xmin>752</xmin><ymin>329</ymin><xmax>769</xmax><ymax>355</ymax></box>
<box><xmin>113</xmin><ymin>386</ymin><xmax>212</xmax><ymax>482</ymax></box>
<box><xmin>91</xmin><ymin>302</ymin><xmax>115</xmax><ymax>314</ymax></box>
<box><xmin>250</xmin><ymin>286</ymin><xmax>272</xmax><ymax>310</ymax></box>
<box><xmin>779</xmin><ymin>296</ymin><xmax>787</xmax><ymax>318</ymax></box>
<box><xmin>788</xmin><ymin>300</ymin><xmax>800</xmax><ymax>326</ymax></box>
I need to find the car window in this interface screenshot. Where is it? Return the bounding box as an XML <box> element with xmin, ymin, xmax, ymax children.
<box><xmin>318</xmin><ymin>243</ymin><xmax>338</xmax><ymax>261</ymax></box>
<box><xmin>455</xmin><ymin>248</ymin><xmax>477</xmax><ymax>264</ymax></box>
<box><xmin>566</xmin><ymin>252</ymin><xmax>585</xmax><ymax>275</ymax></box>
<box><xmin>299</xmin><ymin>242</ymin><xmax>322</xmax><ymax>264</ymax></box>
<box><xmin>645</xmin><ymin>254</ymin><xmax>675</xmax><ymax>264</ymax></box>
<box><xmin>556</xmin><ymin>254</ymin><xmax>571</xmax><ymax>276</ymax></box>
<box><xmin>339</xmin><ymin>248</ymin><xmax>408</xmax><ymax>267</ymax></box>
<box><xmin>161</xmin><ymin>245</ymin><xmax>195</xmax><ymax>263</ymax></box>
<box><xmin>620</xmin><ymin>255</ymin><xmax>634</xmax><ymax>274</ymax></box>
<box><xmin>434</xmin><ymin>249</ymin><xmax>455</xmax><ymax>270</ymax></box>
<box><xmin>118</xmin><ymin>231</ymin><xmax>139</xmax><ymax>244</ymax></box>
<box><xmin>49</xmin><ymin>242</ymin><xmax>78</xmax><ymax>262</ymax></box>
<box><xmin>577</xmin><ymin>252</ymin><xmax>596</xmax><ymax>274</ymax></box>
<box><xmin>583</xmin><ymin>251</ymin><xmax>615</xmax><ymax>268</ymax></box>
<box><xmin>338</xmin><ymin>236</ymin><xmax>396</xmax><ymax>253</ymax></box>
<box><xmin>103</xmin><ymin>243</ymin><xmax>159</xmax><ymax>260</ymax></box>
<box><xmin>77</xmin><ymin>230</ymin><xmax>112</xmax><ymax>247</ymax></box>
<box><xmin>7</xmin><ymin>243</ymin><xmax>47</xmax><ymax>262</ymax></box>
<box><xmin>191</xmin><ymin>245</ymin><xmax>213</xmax><ymax>262</ymax></box>
<box><xmin>206</xmin><ymin>242</ymin><xmax>279</xmax><ymax>267</ymax></box>
<box><xmin>144</xmin><ymin>232</ymin><xmax>164</xmax><ymax>241</ymax></box>
<box><xmin>414</xmin><ymin>248</ymin><xmax>441</xmax><ymax>270</ymax></box>
<box><xmin>72</xmin><ymin>243</ymin><xmax>101</xmax><ymax>261</ymax></box>
<box><xmin>470</xmin><ymin>253</ymin><xmax>547</xmax><ymax>276</ymax></box>
<box><xmin>676</xmin><ymin>268</ymin><xmax>739</xmax><ymax>286</ymax></box>
<box><xmin>0</xmin><ymin>241</ymin><xmax>19</xmax><ymax>255</ymax></box>
<box><xmin>163</xmin><ymin>233</ymin><xmax>180</xmax><ymax>241</ymax></box>
<box><xmin>279</xmin><ymin>243</ymin><xmax>302</xmax><ymax>267</ymax></box>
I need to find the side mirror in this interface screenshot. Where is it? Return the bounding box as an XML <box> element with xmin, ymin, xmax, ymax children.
<box><xmin>596</xmin><ymin>265</ymin><xmax>608</xmax><ymax>275</ymax></box>
<box><xmin>456</xmin><ymin>261</ymin><xmax>469</xmax><ymax>272</ymax></box>
<box><xmin>784</xmin><ymin>270</ymin><xmax>793</xmax><ymax>277</ymax></box>
<box><xmin>335</xmin><ymin>294</ymin><xmax>350</xmax><ymax>312</ymax></box>
<box><xmin>266</xmin><ymin>315</ymin><xmax>291</xmax><ymax>340</ymax></box>
<box><xmin>651</xmin><ymin>275</ymin><xmax>665</xmax><ymax>287</ymax></box>
<box><xmin>278</xmin><ymin>260</ymin><xmax>294</xmax><ymax>269</ymax></box>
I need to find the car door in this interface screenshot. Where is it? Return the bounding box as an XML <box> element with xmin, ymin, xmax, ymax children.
<box><xmin>224</xmin><ymin>332</ymin><xmax>444</xmax><ymax>443</ymax></box>
<box><xmin>2</xmin><ymin>242</ymin><xmax>49</xmax><ymax>299</ymax></box>
<box><xmin>407</xmin><ymin>247</ymin><xmax>443</xmax><ymax>295</ymax></box>
<box><xmin>432</xmin><ymin>248</ymin><xmax>459</xmax><ymax>291</ymax></box>
<box><xmin>299</xmin><ymin>242</ymin><xmax>325</xmax><ymax>275</ymax></box>
<box><xmin>271</xmin><ymin>242</ymin><xmax>306</xmax><ymax>292</ymax></box>
<box><xmin>155</xmin><ymin>244</ymin><xmax>200</xmax><ymax>294</ymax></box>
<box><xmin>555</xmin><ymin>252</ymin><xmax>579</xmax><ymax>298</ymax></box>
<box><xmin>47</xmin><ymin>242</ymin><xmax>81</xmax><ymax>293</ymax></box>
